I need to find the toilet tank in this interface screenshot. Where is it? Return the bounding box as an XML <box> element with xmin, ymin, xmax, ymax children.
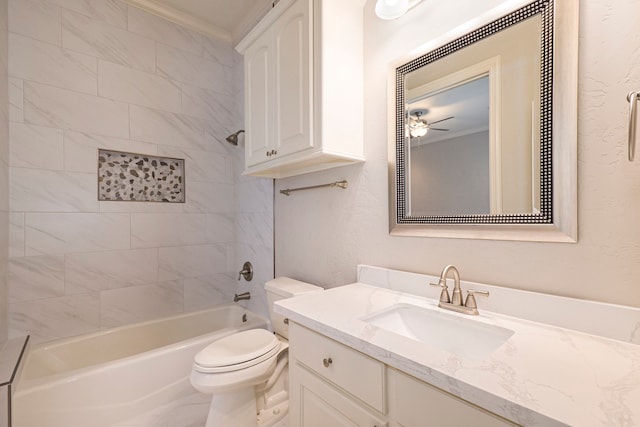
<box><xmin>265</xmin><ymin>277</ymin><xmax>323</xmax><ymax>338</ymax></box>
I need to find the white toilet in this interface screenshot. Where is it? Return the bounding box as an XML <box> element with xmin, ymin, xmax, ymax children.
<box><xmin>190</xmin><ymin>277</ymin><xmax>322</xmax><ymax>427</ymax></box>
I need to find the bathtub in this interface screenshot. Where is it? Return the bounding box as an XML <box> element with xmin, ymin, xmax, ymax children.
<box><xmin>13</xmin><ymin>303</ymin><xmax>268</xmax><ymax>427</ymax></box>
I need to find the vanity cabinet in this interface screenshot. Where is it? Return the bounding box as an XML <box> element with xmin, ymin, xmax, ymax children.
<box><xmin>289</xmin><ymin>323</ymin><xmax>387</xmax><ymax>427</ymax></box>
<box><xmin>288</xmin><ymin>322</ymin><xmax>519</xmax><ymax>427</ymax></box>
<box><xmin>236</xmin><ymin>0</ymin><xmax>364</xmax><ymax>178</ymax></box>
<box><xmin>388</xmin><ymin>369</ymin><xmax>518</xmax><ymax>427</ymax></box>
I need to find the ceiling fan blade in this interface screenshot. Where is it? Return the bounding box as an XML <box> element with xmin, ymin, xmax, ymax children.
<box><xmin>428</xmin><ymin>116</ymin><xmax>454</xmax><ymax>125</ymax></box>
<box><xmin>429</xmin><ymin>127</ymin><xmax>449</xmax><ymax>131</ymax></box>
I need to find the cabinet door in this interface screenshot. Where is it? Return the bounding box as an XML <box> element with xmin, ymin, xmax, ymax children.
<box><xmin>244</xmin><ymin>35</ymin><xmax>272</xmax><ymax>167</ymax></box>
<box><xmin>389</xmin><ymin>369</ymin><xmax>518</xmax><ymax>427</ymax></box>
<box><xmin>271</xmin><ymin>0</ymin><xmax>313</xmax><ymax>158</ymax></box>
<box><xmin>290</xmin><ymin>363</ymin><xmax>387</xmax><ymax>427</ymax></box>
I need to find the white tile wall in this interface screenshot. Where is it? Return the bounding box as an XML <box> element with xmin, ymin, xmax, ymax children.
<box><xmin>9</xmin><ymin>123</ymin><xmax>64</xmax><ymax>170</ymax></box>
<box><xmin>158</xmin><ymin>244</ymin><xmax>227</xmax><ymax>281</ymax></box>
<box><xmin>24</xmin><ymin>213</ymin><xmax>131</xmax><ymax>256</ymax></box>
<box><xmin>9</xmin><ymin>255</ymin><xmax>65</xmax><ymax>302</ymax></box>
<box><xmin>129</xmin><ymin>105</ymin><xmax>206</xmax><ymax>151</ymax></box>
<box><xmin>100</xmin><ymin>280</ymin><xmax>183</xmax><ymax>328</ymax></box>
<box><xmin>126</xmin><ymin>6</ymin><xmax>202</xmax><ymax>55</ymax></box>
<box><xmin>157</xmin><ymin>43</ymin><xmax>229</xmax><ymax>94</ymax></box>
<box><xmin>0</xmin><ymin>0</ymin><xmax>9</xmax><ymax>345</ymax></box>
<box><xmin>65</xmin><ymin>248</ymin><xmax>159</xmax><ymax>293</ymax></box>
<box><xmin>131</xmin><ymin>213</ymin><xmax>206</xmax><ymax>248</ymax></box>
<box><xmin>62</xmin><ymin>9</ymin><xmax>154</xmax><ymax>71</ymax></box>
<box><xmin>24</xmin><ymin>82</ymin><xmax>130</xmax><ymax>138</ymax></box>
<box><xmin>7</xmin><ymin>0</ymin><xmax>274</xmax><ymax>344</ymax></box>
<box><xmin>9</xmin><ymin>0</ymin><xmax>61</xmax><ymax>46</ymax></box>
<box><xmin>8</xmin><ymin>77</ymin><xmax>22</xmax><ymax>122</ymax></box>
<box><xmin>10</xmin><ymin>168</ymin><xmax>98</xmax><ymax>212</ymax></box>
<box><xmin>98</xmin><ymin>60</ymin><xmax>181</xmax><ymax>113</ymax></box>
<box><xmin>8</xmin><ymin>212</ymin><xmax>23</xmax><ymax>257</ymax></box>
<box><xmin>49</xmin><ymin>0</ymin><xmax>127</xmax><ymax>28</ymax></box>
<box><xmin>10</xmin><ymin>293</ymin><xmax>100</xmax><ymax>342</ymax></box>
<box><xmin>10</xmin><ymin>33</ymin><xmax>97</xmax><ymax>95</ymax></box>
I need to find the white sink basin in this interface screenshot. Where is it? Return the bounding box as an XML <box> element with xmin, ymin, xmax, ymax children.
<box><xmin>362</xmin><ymin>304</ymin><xmax>514</xmax><ymax>360</ymax></box>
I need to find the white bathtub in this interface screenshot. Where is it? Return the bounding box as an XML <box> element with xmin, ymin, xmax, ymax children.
<box><xmin>13</xmin><ymin>303</ymin><xmax>268</xmax><ymax>427</ymax></box>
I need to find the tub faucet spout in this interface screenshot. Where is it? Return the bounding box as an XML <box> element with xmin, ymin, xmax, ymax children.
<box><xmin>234</xmin><ymin>292</ymin><xmax>251</xmax><ymax>302</ymax></box>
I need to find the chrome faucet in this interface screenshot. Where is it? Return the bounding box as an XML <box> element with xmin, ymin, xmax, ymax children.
<box><xmin>430</xmin><ymin>265</ymin><xmax>489</xmax><ymax>315</ymax></box>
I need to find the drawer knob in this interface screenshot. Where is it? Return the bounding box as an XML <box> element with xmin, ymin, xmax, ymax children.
<box><xmin>322</xmin><ymin>357</ymin><xmax>333</xmax><ymax>368</ymax></box>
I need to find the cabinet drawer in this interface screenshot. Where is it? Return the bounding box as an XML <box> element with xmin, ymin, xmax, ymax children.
<box><xmin>290</xmin><ymin>323</ymin><xmax>385</xmax><ymax>413</ymax></box>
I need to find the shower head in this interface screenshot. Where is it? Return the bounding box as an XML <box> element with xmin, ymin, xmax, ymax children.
<box><xmin>226</xmin><ymin>130</ymin><xmax>245</xmax><ymax>145</ymax></box>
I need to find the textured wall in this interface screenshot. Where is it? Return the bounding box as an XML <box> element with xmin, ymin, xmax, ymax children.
<box><xmin>275</xmin><ymin>0</ymin><xmax>640</xmax><ymax>307</ymax></box>
<box><xmin>7</xmin><ymin>0</ymin><xmax>273</xmax><ymax>343</ymax></box>
<box><xmin>0</xmin><ymin>0</ymin><xmax>8</xmax><ymax>346</ymax></box>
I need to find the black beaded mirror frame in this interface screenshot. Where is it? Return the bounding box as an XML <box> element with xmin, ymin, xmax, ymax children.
<box><xmin>395</xmin><ymin>0</ymin><xmax>554</xmax><ymax>225</ymax></box>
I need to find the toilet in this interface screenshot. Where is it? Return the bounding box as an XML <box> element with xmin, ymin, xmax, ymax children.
<box><xmin>190</xmin><ymin>277</ymin><xmax>322</xmax><ymax>427</ymax></box>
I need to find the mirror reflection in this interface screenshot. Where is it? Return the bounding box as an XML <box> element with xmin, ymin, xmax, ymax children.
<box><xmin>394</xmin><ymin>0</ymin><xmax>552</xmax><ymax>225</ymax></box>
<box><xmin>408</xmin><ymin>76</ymin><xmax>490</xmax><ymax>215</ymax></box>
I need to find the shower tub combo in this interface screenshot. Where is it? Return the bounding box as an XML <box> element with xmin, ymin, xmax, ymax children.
<box><xmin>13</xmin><ymin>303</ymin><xmax>268</xmax><ymax>427</ymax></box>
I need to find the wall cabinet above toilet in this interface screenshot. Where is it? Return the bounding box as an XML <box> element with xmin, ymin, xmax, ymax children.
<box><xmin>236</xmin><ymin>0</ymin><xmax>365</xmax><ymax>179</ymax></box>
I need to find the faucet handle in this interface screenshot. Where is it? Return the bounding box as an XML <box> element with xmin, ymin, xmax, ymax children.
<box><xmin>430</xmin><ymin>280</ymin><xmax>451</xmax><ymax>304</ymax></box>
<box><xmin>464</xmin><ymin>290</ymin><xmax>489</xmax><ymax>310</ymax></box>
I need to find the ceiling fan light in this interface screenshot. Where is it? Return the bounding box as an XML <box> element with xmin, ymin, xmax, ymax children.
<box><xmin>410</xmin><ymin>126</ymin><xmax>428</xmax><ymax>138</ymax></box>
<box><xmin>375</xmin><ymin>0</ymin><xmax>410</xmax><ymax>20</ymax></box>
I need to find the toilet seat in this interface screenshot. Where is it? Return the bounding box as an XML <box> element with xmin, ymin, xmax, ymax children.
<box><xmin>194</xmin><ymin>329</ymin><xmax>280</xmax><ymax>374</ymax></box>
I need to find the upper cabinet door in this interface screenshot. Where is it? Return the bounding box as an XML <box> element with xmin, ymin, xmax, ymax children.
<box><xmin>244</xmin><ymin>38</ymin><xmax>271</xmax><ymax>167</ymax></box>
<box><xmin>236</xmin><ymin>0</ymin><xmax>364</xmax><ymax>178</ymax></box>
<box><xmin>272</xmin><ymin>0</ymin><xmax>313</xmax><ymax>157</ymax></box>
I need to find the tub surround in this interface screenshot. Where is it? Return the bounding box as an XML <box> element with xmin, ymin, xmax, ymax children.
<box><xmin>275</xmin><ymin>266</ymin><xmax>640</xmax><ymax>426</ymax></box>
<box><xmin>7</xmin><ymin>0</ymin><xmax>274</xmax><ymax>343</ymax></box>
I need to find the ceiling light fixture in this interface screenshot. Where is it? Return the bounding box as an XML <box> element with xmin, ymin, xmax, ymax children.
<box><xmin>375</xmin><ymin>0</ymin><xmax>423</xmax><ymax>20</ymax></box>
<box><xmin>409</xmin><ymin>110</ymin><xmax>428</xmax><ymax>138</ymax></box>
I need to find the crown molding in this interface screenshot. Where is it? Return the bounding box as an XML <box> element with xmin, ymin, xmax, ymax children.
<box><xmin>231</xmin><ymin>1</ymin><xmax>274</xmax><ymax>46</ymax></box>
<box><xmin>123</xmin><ymin>0</ymin><xmax>232</xmax><ymax>43</ymax></box>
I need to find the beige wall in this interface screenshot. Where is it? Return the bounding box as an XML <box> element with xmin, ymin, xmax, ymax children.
<box><xmin>275</xmin><ymin>0</ymin><xmax>640</xmax><ymax>307</ymax></box>
<box><xmin>410</xmin><ymin>131</ymin><xmax>490</xmax><ymax>215</ymax></box>
<box><xmin>0</xmin><ymin>0</ymin><xmax>7</xmax><ymax>346</ymax></box>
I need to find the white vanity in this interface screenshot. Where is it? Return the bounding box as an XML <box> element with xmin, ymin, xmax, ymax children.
<box><xmin>275</xmin><ymin>265</ymin><xmax>640</xmax><ymax>426</ymax></box>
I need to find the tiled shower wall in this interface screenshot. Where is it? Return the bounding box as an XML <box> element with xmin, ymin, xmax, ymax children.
<box><xmin>7</xmin><ymin>0</ymin><xmax>273</xmax><ymax>343</ymax></box>
<box><xmin>0</xmin><ymin>0</ymin><xmax>8</xmax><ymax>347</ymax></box>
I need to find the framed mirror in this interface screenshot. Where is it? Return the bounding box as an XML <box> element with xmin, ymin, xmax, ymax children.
<box><xmin>389</xmin><ymin>0</ymin><xmax>578</xmax><ymax>242</ymax></box>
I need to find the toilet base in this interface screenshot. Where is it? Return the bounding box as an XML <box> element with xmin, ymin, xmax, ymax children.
<box><xmin>205</xmin><ymin>388</ymin><xmax>257</xmax><ymax>427</ymax></box>
<box><xmin>257</xmin><ymin>400</ymin><xmax>288</xmax><ymax>427</ymax></box>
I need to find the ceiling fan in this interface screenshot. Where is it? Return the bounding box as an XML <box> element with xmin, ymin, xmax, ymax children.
<box><xmin>408</xmin><ymin>109</ymin><xmax>453</xmax><ymax>138</ymax></box>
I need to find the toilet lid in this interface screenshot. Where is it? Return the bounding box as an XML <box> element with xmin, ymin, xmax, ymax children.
<box><xmin>194</xmin><ymin>329</ymin><xmax>280</xmax><ymax>373</ymax></box>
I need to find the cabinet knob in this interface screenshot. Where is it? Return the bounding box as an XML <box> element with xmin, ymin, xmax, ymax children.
<box><xmin>322</xmin><ymin>357</ymin><xmax>332</xmax><ymax>368</ymax></box>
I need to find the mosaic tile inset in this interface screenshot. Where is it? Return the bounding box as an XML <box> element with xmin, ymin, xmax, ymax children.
<box><xmin>98</xmin><ymin>149</ymin><xmax>185</xmax><ymax>202</ymax></box>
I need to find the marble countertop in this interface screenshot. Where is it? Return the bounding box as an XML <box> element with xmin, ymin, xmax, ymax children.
<box><xmin>275</xmin><ymin>283</ymin><xmax>640</xmax><ymax>426</ymax></box>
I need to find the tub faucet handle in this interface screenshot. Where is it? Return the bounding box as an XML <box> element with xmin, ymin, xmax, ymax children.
<box><xmin>237</xmin><ymin>261</ymin><xmax>253</xmax><ymax>281</ymax></box>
